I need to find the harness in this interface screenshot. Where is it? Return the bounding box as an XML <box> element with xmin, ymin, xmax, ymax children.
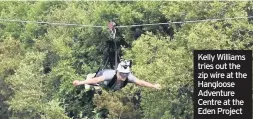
<box><xmin>91</xmin><ymin>21</ymin><xmax>129</xmax><ymax>90</ymax></box>
<box><xmin>106</xmin><ymin>71</ymin><xmax>128</xmax><ymax>90</ymax></box>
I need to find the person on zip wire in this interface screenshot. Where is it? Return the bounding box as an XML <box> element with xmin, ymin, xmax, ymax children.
<box><xmin>73</xmin><ymin>60</ymin><xmax>161</xmax><ymax>91</ymax></box>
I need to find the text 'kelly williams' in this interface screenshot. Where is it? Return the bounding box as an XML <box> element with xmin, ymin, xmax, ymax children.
<box><xmin>198</xmin><ymin>54</ymin><xmax>246</xmax><ymax>62</ymax></box>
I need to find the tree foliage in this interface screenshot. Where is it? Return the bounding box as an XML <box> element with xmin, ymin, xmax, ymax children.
<box><xmin>0</xmin><ymin>1</ymin><xmax>252</xmax><ymax>119</ymax></box>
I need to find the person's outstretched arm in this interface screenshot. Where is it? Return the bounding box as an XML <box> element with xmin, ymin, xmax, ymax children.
<box><xmin>134</xmin><ymin>79</ymin><xmax>161</xmax><ymax>90</ymax></box>
<box><xmin>73</xmin><ymin>76</ymin><xmax>104</xmax><ymax>86</ymax></box>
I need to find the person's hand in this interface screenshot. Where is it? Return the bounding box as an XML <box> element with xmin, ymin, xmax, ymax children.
<box><xmin>153</xmin><ymin>84</ymin><xmax>161</xmax><ymax>90</ymax></box>
<box><xmin>73</xmin><ymin>80</ymin><xmax>80</xmax><ymax>86</ymax></box>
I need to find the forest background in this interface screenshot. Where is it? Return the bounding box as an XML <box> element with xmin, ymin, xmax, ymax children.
<box><xmin>0</xmin><ymin>1</ymin><xmax>252</xmax><ymax>119</ymax></box>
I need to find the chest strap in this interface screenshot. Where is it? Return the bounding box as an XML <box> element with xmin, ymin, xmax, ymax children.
<box><xmin>107</xmin><ymin>72</ymin><xmax>128</xmax><ymax>89</ymax></box>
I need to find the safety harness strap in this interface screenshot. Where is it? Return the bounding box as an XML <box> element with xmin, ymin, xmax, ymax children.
<box><xmin>93</xmin><ymin>56</ymin><xmax>109</xmax><ymax>78</ymax></box>
<box><xmin>93</xmin><ymin>21</ymin><xmax>117</xmax><ymax>78</ymax></box>
<box><xmin>107</xmin><ymin>71</ymin><xmax>128</xmax><ymax>89</ymax></box>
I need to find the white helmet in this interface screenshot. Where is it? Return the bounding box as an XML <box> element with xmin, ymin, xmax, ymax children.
<box><xmin>117</xmin><ymin>60</ymin><xmax>131</xmax><ymax>73</ymax></box>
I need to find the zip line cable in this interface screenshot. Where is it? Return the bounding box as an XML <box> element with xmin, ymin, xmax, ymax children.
<box><xmin>0</xmin><ymin>16</ymin><xmax>252</xmax><ymax>28</ymax></box>
<box><xmin>0</xmin><ymin>18</ymin><xmax>106</xmax><ymax>28</ymax></box>
<box><xmin>118</xmin><ymin>16</ymin><xmax>253</xmax><ymax>27</ymax></box>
